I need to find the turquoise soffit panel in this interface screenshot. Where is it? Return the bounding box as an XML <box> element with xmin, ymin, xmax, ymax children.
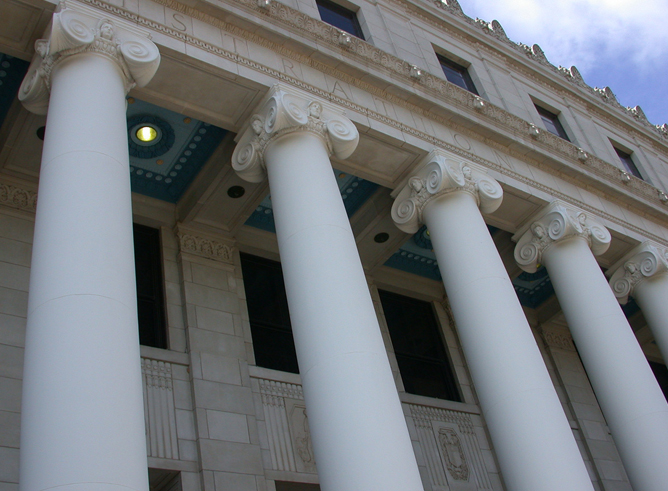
<box><xmin>127</xmin><ymin>98</ymin><xmax>226</xmax><ymax>203</ymax></box>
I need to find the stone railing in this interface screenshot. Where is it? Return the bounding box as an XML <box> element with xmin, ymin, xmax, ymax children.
<box><xmin>141</xmin><ymin>357</ymin><xmax>180</xmax><ymax>460</ymax></box>
<box><xmin>409</xmin><ymin>403</ymin><xmax>492</xmax><ymax>490</ymax></box>
<box><xmin>253</xmin><ymin>373</ymin><xmax>493</xmax><ymax>489</ymax></box>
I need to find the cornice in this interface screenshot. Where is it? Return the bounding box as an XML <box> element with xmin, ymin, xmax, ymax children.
<box><xmin>395</xmin><ymin>0</ymin><xmax>668</xmax><ymax>148</ymax></box>
<box><xmin>76</xmin><ymin>0</ymin><xmax>668</xmax><ymax>247</ymax></box>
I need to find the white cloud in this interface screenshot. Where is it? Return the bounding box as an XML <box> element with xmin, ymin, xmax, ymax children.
<box><xmin>461</xmin><ymin>0</ymin><xmax>668</xmax><ymax>74</ymax></box>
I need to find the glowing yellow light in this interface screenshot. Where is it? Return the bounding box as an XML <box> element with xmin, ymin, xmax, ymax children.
<box><xmin>136</xmin><ymin>126</ymin><xmax>157</xmax><ymax>142</ymax></box>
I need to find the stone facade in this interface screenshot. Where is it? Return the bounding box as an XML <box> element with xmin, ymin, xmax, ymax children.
<box><xmin>1</xmin><ymin>0</ymin><xmax>667</xmax><ymax>490</ymax></box>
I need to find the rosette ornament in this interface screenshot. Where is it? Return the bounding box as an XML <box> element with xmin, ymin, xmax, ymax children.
<box><xmin>608</xmin><ymin>241</ymin><xmax>668</xmax><ymax>304</ymax></box>
<box><xmin>514</xmin><ymin>201</ymin><xmax>611</xmax><ymax>274</ymax></box>
<box><xmin>391</xmin><ymin>149</ymin><xmax>503</xmax><ymax>234</ymax></box>
<box><xmin>19</xmin><ymin>0</ymin><xmax>160</xmax><ymax>115</ymax></box>
<box><xmin>232</xmin><ymin>86</ymin><xmax>359</xmax><ymax>183</ymax></box>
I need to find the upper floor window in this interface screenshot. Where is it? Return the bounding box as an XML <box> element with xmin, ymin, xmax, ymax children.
<box><xmin>316</xmin><ymin>0</ymin><xmax>364</xmax><ymax>39</ymax></box>
<box><xmin>134</xmin><ymin>224</ymin><xmax>167</xmax><ymax>349</ymax></box>
<box><xmin>240</xmin><ymin>253</ymin><xmax>299</xmax><ymax>374</ymax></box>
<box><xmin>437</xmin><ymin>54</ymin><xmax>478</xmax><ymax>95</ymax></box>
<box><xmin>614</xmin><ymin>146</ymin><xmax>643</xmax><ymax>179</ymax></box>
<box><xmin>535</xmin><ymin>105</ymin><xmax>570</xmax><ymax>141</ymax></box>
<box><xmin>379</xmin><ymin>290</ymin><xmax>461</xmax><ymax>401</ymax></box>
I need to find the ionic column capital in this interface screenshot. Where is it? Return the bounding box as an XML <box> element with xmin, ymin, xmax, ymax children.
<box><xmin>391</xmin><ymin>149</ymin><xmax>503</xmax><ymax>234</ymax></box>
<box><xmin>513</xmin><ymin>201</ymin><xmax>611</xmax><ymax>273</ymax></box>
<box><xmin>19</xmin><ymin>0</ymin><xmax>160</xmax><ymax>115</ymax></box>
<box><xmin>231</xmin><ymin>85</ymin><xmax>359</xmax><ymax>183</ymax></box>
<box><xmin>608</xmin><ymin>241</ymin><xmax>668</xmax><ymax>304</ymax></box>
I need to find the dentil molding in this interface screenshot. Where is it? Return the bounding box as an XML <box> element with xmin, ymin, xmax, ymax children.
<box><xmin>513</xmin><ymin>200</ymin><xmax>611</xmax><ymax>273</ymax></box>
<box><xmin>19</xmin><ymin>0</ymin><xmax>160</xmax><ymax>115</ymax></box>
<box><xmin>391</xmin><ymin>149</ymin><xmax>503</xmax><ymax>234</ymax></box>
<box><xmin>608</xmin><ymin>241</ymin><xmax>668</xmax><ymax>304</ymax></box>
<box><xmin>231</xmin><ymin>85</ymin><xmax>359</xmax><ymax>183</ymax></box>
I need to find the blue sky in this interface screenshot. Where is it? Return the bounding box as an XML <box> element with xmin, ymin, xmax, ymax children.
<box><xmin>459</xmin><ymin>0</ymin><xmax>668</xmax><ymax>127</ymax></box>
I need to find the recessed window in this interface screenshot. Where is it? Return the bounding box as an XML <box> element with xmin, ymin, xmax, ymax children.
<box><xmin>240</xmin><ymin>253</ymin><xmax>299</xmax><ymax>374</ymax></box>
<box><xmin>437</xmin><ymin>54</ymin><xmax>478</xmax><ymax>95</ymax></box>
<box><xmin>133</xmin><ymin>224</ymin><xmax>167</xmax><ymax>349</ymax></box>
<box><xmin>535</xmin><ymin>105</ymin><xmax>570</xmax><ymax>141</ymax></box>
<box><xmin>316</xmin><ymin>0</ymin><xmax>364</xmax><ymax>39</ymax></box>
<box><xmin>379</xmin><ymin>290</ymin><xmax>461</xmax><ymax>401</ymax></box>
<box><xmin>614</xmin><ymin>146</ymin><xmax>643</xmax><ymax>179</ymax></box>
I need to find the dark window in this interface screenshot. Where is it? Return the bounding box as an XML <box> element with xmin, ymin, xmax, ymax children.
<box><xmin>437</xmin><ymin>54</ymin><xmax>478</xmax><ymax>95</ymax></box>
<box><xmin>535</xmin><ymin>105</ymin><xmax>570</xmax><ymax>141</ymax></box>
<box><xmin>240</xmin><ymin>253</ymin><xmax>299</xmax><ymax>374</ymax></box>
<box><xmin>650</xmin><ymin>361</ymin><xmax>668</xmax><ymax>403</ymax></box>
<box><xmin>614</xmin><ymin>147</ymin><xmax>643</xmax><ymax>179</ymax></box>
<box><xmin>379</xmin><ymin>290</ymin><xmax>461</xmax><ymax>401</ymax></box>
<box><xmin>133</xmin><ymin>224</ymin><xmax>167</xmax><ymax>349</ymax></box>
<box><xmin>316</xmin><ymin>0</ymin><xmax>364</xmax><ymax>39</ymax></box>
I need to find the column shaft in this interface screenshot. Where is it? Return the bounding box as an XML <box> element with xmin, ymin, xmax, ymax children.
<box><xmin>264</xmin><ymin>131</ymin><xmax>424</xmax><ymax>491</ymax></box>
<box><xmin>542</xmin><ymin>237</ymin><xmax>668</xmax><ymax>491</ymax></box>
<box><xmin>20</xmin><ymin>52</ymin><xmax>148</xmax><ymax>491</ymax></box>
<box><xmin>634</xmin><ymin>275</ymin><xmax>668</xmax><ymax>362</ymax></box>
<box><xmin>423</xmin><ymin>192</ymin><xmax>594</xmax><ymax>491</ymax></box>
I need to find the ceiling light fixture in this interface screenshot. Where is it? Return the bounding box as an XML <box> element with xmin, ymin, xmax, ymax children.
<box><xmin>136</xmin><ymin>126</ymin><xmax>157</xmax><ymax>142</ymax></box>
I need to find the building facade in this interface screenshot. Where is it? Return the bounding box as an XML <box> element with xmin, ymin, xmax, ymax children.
<box><xmin>1</xmin><ymin>0</ymin><xmax>668</xmax><ymax>490</ymax></box>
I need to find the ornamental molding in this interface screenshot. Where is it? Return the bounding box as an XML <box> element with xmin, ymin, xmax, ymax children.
<box><xmin>540</xmin><ymin>326</ymin><xmax>576</xmax><ymax>351</ymax></box>
<box><xmin>608</xmin><ymin>241</ymin><xmax>668</xmax><ymax>304</ymax></box>
<box><xmin>176</xmin><ymin>227</ymin><xmax>235</xmax><ymax>264</ymax></box>
<box><xmin>391</xmin><ymin>149</ymin><xmax>502</xmax><ymax>234</ymax></box>
<box><xmin>231</xmin><ymin>85</ymin><xmax>359</xmax><ymax>183</ymax></box>
<box><xmin>513</xmin><ymin>200</ymin><xmax>611</xmax><ymax>273</ymax></box>
<box><xmin>73</xmin><ymin>0</ymin><xmax>668</xmax><ymax>244</ymax></box>
<box><xmin>0</xmin><ymin>182</ymin><xmax>37</xmax><ymax>213</ymax></box>
<box><xmin>19</xmin><ymin>0</ymin><xmax>160</xmax><ymax>115</ymax></box>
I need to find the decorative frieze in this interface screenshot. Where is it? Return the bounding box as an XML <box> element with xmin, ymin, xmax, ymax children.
<box><xmin>392</xmin><ymin>149</ymin><xmax>503</xmax><ymax>234</ymax></box>
<box><xmin>0</xmin><ymin>182</ymin><xmax>37</xmax><ymax>213</ymax></box>
<box><xmin>608</xmin><ymin>241</ymin><xmax>668</xmax><ymax>304</ymax></box>
<box><xmin>410</xmin><ymin>404</ymin><xmax>491</xmax><ymax>489</ymax></box>
<box><xmin>19</xmin><ymin>0</ymin><xmax>160</xmax><ymax>114</ymax></box>
<box><xmin>232</xmin><ymin>86</ymin><xmax>358</xmax><ymax>183</ymax></box>
<box><xmin>514</xmin><ymin>201</ymin><xmax>611</xmax><ymax>274</ymax></box>
<box><xmin>541</xmin><ymin>327</ymin><xmax>576</xmax><ymax>351</ymax></box>
<box><xmin>177</xmin><ymin>231</ymin><xmax>234</xmax><ymax>264</ymax></box>
<box><xmin>141</xmin><ymin>358</ymin><xmax>179</xmax><ymax>460</ymax></box>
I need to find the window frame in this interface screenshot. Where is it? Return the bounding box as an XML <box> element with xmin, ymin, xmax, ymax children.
<box><xmin>613</xmin><ymin>145</ymin><xmax>643</xmax><ymax>179</ymax></box>
<box><xmin>315</xmin><ymin>0</ymin><xmax>365</xmax><ymax>40</ymax></box>
<box><xmin>133</xmin><ymin>223</ymin><xmax>168</xmax><ymax>349</ymax></box>
<box><xmin>240</xmin><ymin>252</ymin><xmax>300</xmax><ymax>374</ymax></box>
<box><xmin>534</xmin><ymin>104</ymin><xmax>570</xmax><ymax>141</ymax></box>
<box><xmin>436</xmin><ymin>53</ymin><xmax>478</xmax><ymax>95</ymax></box>
<box><xmin>378</xmin><ymin>289</ymin><xmax>461</xmax><ymax>402</ymax></box>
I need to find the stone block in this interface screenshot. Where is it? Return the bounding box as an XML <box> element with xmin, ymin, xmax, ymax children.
<box><xmin>195</xmin><ymin>306</ymin><xmax>236</xmax><ymax>335</ymax></box>
<box><xmin>184</xmin><ymin>283</ymin><xmax>239</xmax><ymax>313</ymax></box>
<box><xmin>199</xmin><ymin>439</ymin><xmax>263</xmax><ymax>474</ymax></box>
<box><xmin>0</xmin><ymin>378</ymin><xmax>21</xmax><ymax>413</ymax></box>
<box><xmin>0</xmin><ymin>446</ymin><xmax>18</xmax><ymax>483</ymax></box>
<box><xmin>200</xmin><ymin>353</ymin><xmax>243</xmax><ymax>385</ymax></box>
<box><xmin>191</xmin><ymin>263</ymin><xmax>231</xmax><ymax>291</ymax></box>
<box><xmin>214</xmin><ymin>471</ymin><xmax>257</xmax><ymax>491</ymax></box>
<box><xmin>193</xmin><ymin>379</ymin><xmax>255</xmax><ymax>415</ymax></box>
<box><xmin>0</xmin><ymin>238</ymin><xmax>31</xmax><ymax>267</ymax></box>
<box><xmin>0</xmin><ymin>345</ymin><xmax>23</xmax><ymax>380</ymax></box>
<box><xmin>176</xmin><ymin>408</ymin><xmax>197</xmax><ymax>441</ymax></box>
<box><xmin>0</xmin><ymin>314</ymin><xmax>25</xmax><ymax>348</ymax></box>
<box><xmin>207</xmin><ymin>410</ymin><xmax>250</xmax><ymax>443</ymax></box>
<box><xmin>189</xmin><ymin>329</ymin><xmax>247</xmax><ymax>359</ymax></box>
<box><xmin>0</xmin><ymin>410</ymin><xmax>20</xmax><ymax>448</ymax></box>
<box><xmin>0</xmin><ymin>287</ymin><xmax>28</xmax><ymax>318</ymax></box>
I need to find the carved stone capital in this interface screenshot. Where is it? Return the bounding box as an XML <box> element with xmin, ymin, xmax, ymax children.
<box><xmin>391</xmin><ymin>149</ymin><xmax>503</xmax><ymax>234</ymax></box>
<box><xmin>608</xmin><ymin>241</ymin><xmax>668</xmax><ymax>304</ymax></box>
<box><xmin>513</xmin><ymin>201</ymin><xmax>611</xmax><ymax>273</ymax></box>
<box><xmin>231</xmin><ymin>85</ymin><xmax>359</xmax><ymax>183</ymax></box>
<box><xmin>19</xmin><ymin>0</ymin><xmax>160</xmax><ymax>115</ymax></box>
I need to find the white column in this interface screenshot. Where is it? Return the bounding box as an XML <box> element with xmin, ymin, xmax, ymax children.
<box><xmin>232</xmin><ymin>86</ymin><xmax>424</xmax><ymax>491</ymax></box>
<box><xmin>18</xmin><ymin>3</ymin><xmax>160</xmax><ymax>491</ymax></box>
<box><xmin>391</xmin><ymin>150</ymin><xmax>594</xmax><ymax>491</ymax></box>
<box><xmin>515</xmin><ymin>201</ymin><xmax>668</xmax><ymax>491</ymax></box>
<box><xmin>609</xmin><ymin>241</ymin><xmax>668</xmax><ymax>363</ymax></box>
